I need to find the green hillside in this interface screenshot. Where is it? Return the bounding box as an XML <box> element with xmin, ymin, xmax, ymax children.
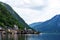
<box><xmin>0</xmin><ymin>2</ymin><xmax>31</xmax><ymax>30</ymax></box>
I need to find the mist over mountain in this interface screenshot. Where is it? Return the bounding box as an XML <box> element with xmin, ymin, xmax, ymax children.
<box><xmin>30</xmin><ymin>14</ymin><xmax>60</xmax><ymax>33</ymax></box>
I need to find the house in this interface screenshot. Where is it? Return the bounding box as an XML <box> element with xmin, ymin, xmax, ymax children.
<box><xmin>0</xmin><ymin>27</ymin><xmax>5</xmax><ymax>31</ymax></box>
<box><xmin>14</xmin><ymin>25</ymin><xmax>18</xmax><ymax>30</ymax></box>
<box><xmin>0</xmin><ymin>27</ymin><xmax>5</xmax><ymax>34</ymax></box>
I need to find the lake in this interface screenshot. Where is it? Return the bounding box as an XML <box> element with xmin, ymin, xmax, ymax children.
<box><xmin>0</xmin><ymin>33</ymin><xmax>60</xmax><ymax>40</ymax></box>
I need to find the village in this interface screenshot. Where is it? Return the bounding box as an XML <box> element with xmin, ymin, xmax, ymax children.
<box><xmin>0</xmin><ymin>25</ymin><xmax>39</xmax><ymax>35</ymax></box>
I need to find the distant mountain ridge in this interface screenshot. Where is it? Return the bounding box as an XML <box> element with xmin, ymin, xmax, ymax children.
<box><xmin>30</xmin><ymin>14</ymin><xmax>60</xmax><ymax>33</ymax></box>
<box><xmin>30</xmin><ymin>22</ymin><xmax>42</xmax><ymax>27</ymax></box>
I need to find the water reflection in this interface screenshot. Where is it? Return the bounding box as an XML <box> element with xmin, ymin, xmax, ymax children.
<box><xmin>0</xmin><ymin>33</ymin><xmax>60</xmax><ymax>40</ymax></box>
<box><xmin>0</xmin><ymin>33</ymin><xmax>25</xmax><ymax>40</ymax></box>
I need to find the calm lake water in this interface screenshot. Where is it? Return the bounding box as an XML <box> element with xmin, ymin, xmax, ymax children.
<box><xmin>0</xmin><ymin>33</ymin><xmax>60</xmax><ymax>40</ymax></box>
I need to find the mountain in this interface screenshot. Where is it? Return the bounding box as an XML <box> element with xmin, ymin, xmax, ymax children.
<box><xmin>30</xmin><ymin>22</ymin><xmax>42</xmax><ymax>27</ymax></box>
<box><xmin>0</xmin><ymin>2</ymin><xmax>31</xmax><ymax>30</ymax></box>
<box><xmin>30</xmin><ymin>15</ymin><xmax>60</xmax><ymax>33</ymax></box>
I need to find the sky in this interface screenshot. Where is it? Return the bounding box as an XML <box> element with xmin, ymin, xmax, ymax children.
<box><xmin>0</xmin><ymin>0</ymin><xmax>60</xmax><ymax>24</ymax></box>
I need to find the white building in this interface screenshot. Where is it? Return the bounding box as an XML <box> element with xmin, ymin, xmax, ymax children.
<box><xmin>14</xmin><ymin>25</ymin><xmax>18</xmax><ymax>30</ymax></box>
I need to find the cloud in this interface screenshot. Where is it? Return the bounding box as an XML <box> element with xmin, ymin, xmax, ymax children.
<box><xmin>0</xmin><ymin>0</ymin><xmax>46</xmax><ymax>10</ymax></box>
<box><xmin>29</xmin><ymin>6</ymin><xmax>46</xmax><ymax>10</ymax></box>
<box><xmin>13</xmin><ymin>7</ymin><xmax>43</xmax><ymax>24</ymax></box>
<box><xmin>14</xmin><ymin>0</ymin><xmax>45</xmax><ymax>7</ymax></box>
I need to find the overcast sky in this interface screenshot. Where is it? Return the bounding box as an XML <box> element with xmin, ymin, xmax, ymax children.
<box><xmin>0</xmin><ymin>0</ymin><xmax>60</xmax><ymax>24</ymax></box>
